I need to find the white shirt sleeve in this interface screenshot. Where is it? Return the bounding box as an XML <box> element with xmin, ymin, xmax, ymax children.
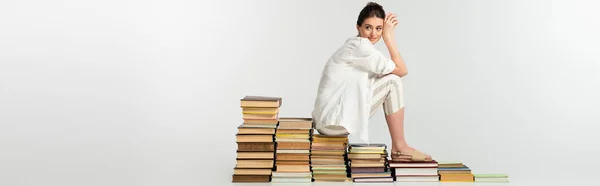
<box><xmin>348</xmin><ymin>40</ymin><xmax>397</xmax><ymax>75</ymax></box>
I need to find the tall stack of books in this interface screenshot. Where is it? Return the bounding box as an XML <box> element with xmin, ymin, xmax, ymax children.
<box><xmin>389</xmin><ymin>159</ymin><xmax>439</xmax><ymax>182</ymax></box>
<box><xmin>347</xmin><ymin>144</ymin><xmax>393</xmax><ymax>183</ymax></box>
<box><xmin>310</xmin><ymin>134</ymin><xmax>350</xmax><ymax>182</ymax></box>
<box><xmin>438</xmin><ymin>161</ymin><xmax>474</xmax><ymax>182</ymax></box>
<box><xmin>231</xmin><ymin>96</ymin><xmax>282</xmax><ymax>183</ymax></box>
<box><xmin>474</xmin><ymin>174</ymin><xmax>509</xmax><ymax>182</ymax></box>
<box><xmin>271</xmin><ymin>118</ymin><xmax>313</xmax><ymax>183</ymax></box>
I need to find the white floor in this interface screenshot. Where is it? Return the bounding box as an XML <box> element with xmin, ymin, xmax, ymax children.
<box><xmin>221</xmin><ymin>180</ymin><xmax>596</xmax><ymax>186</ymax></box>
<box><xmin>227</xmin><ymin>182</ymin><xmax>512</xmax><ymax>186</ymax></box>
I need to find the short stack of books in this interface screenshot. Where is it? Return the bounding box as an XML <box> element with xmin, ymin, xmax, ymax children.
<box><xmin>438</xmin><ymin>161</ymin><xmax>474</xmax><ymax>182</ymax></box>
<box><xmin>271</xmin><ymin>118</ymin><xmax>313</xmax><ymax>183</ymax></box>
<box><xmin>389</xmin><ymin>159</ymin><xmax>439</xmax><ymax>182</ymax></box>
<box><xmin>231</xmin><ymin>96</ymin><xmax>282</xmax><ymax>183</ymax></box>
<box><xmin>474</xmin><ymin>174</ymin><xmax>509</xmax><ymax>182</ymax></box>
<box><xmin>310</xmin><ymin>134</ymin><xmax>350</xmax><ymax>182</ymax></box>
<box><xmin>347</xmin><ymin>144</ymin><xmax>393</xmax><ymax>183</ymax></box>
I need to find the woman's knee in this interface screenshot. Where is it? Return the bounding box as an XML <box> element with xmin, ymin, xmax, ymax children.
<box><xmin>384</xmin><ymin>74</ymin><xmax>403</xmax><ymax>88</ymax></box>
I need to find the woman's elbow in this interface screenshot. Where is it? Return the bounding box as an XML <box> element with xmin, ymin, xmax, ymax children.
<box><xmin>391</xmin><ymin>68</ymin><xmax>408</xmax><ymax>77</ymax></box>
<box><xmin>399</xmin><ymin>69</ymin><xmax>408</xmax><ymax>77</ymax></box>
<box><xmin>397</xmin><ymin>72</ymin><xmax>407</xmax><ymax>77</ymax></box>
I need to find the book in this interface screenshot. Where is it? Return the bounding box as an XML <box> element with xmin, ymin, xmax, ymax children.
<box><xmin>474</xmin><ymin>174</ymin><xmax>509</xmax><ymax>182</ymax></box>
<box><xmin>233</xmin><ymin>95</ymin><xmax>281</xmax><ymax>183</ymax></box>
<box><xmin>240</xmin><ymin>96</ymin><xmax>282</xmax><ymax>108</ymax></box>
<box><xmin>271</xmin><ymin>117</ymin><xmax>313</xmax><ymax>183</ymax></box>
<box><xmin>348</xmin><ymin>143</ymin><xmax>392</xmax><ymax>182</ymax></box>
<box><xmin>310</xmin><ymin>133</ymin><xmax>350</xmax><ymax>182</ymax></box>
<box><xmin>437</xmin><ymin>162</ymin><xmax>473</xmax><ymax>182</ymax></box>
<box><xmin>390</xmin><ymin>159</ymin><xmax>439</xmax><ymax>182</ymax></box>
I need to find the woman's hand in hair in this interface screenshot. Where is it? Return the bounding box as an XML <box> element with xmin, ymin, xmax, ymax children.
<box><xmin>382</xmin><ymin>13</ymin><xmax>407</xmax><ymax>77</ymax></box>
<box><xmin>383</xmin><ymin>13</ymin><xmax>398</xmax><ymax>41</ymax></box>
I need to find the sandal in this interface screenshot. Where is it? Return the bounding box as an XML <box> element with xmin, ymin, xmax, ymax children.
<box><xmin>391</xmin><ymin>149</ymin><xmax>433</xmax><ymax>162</ymax></box>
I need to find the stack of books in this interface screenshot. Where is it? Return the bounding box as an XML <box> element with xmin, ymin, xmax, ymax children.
<box><xmin>271</xmin><ymin>118</ymin><xmax>313</xmax><ymax>183</ymax></box>
<box><xmin>231</xmin><ymin>96</ymin><xmax>282</xmax><ymax>183</ymax></box>
<box><xmin>474</xmin><ymin>174</ymin><xmax>509</xmax><ymax>182</ymax></box>
<box><xmin>438</xmin><ymin>161</ymin><xmax>474</xmax><ymax>182</ymax></box>
<box><xmin>310</xmin><ymin>134</ymin><xmax>350</xmax><ymax>182</ymax></box>
<box><xmin>347</xmin><ymin>144</ymin><xmax>393</xmax><ymax>183</ymax></box>
<box><xmin>389</xmin><ymin>159</ymin><xmax>439</xmax><ymax>182</ymax></box>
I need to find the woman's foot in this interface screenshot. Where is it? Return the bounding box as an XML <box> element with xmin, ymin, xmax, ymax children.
<box><xmin>391</xmin><ymin>145</ymin><xmax>432</xmax><ymax>162</ymax></box>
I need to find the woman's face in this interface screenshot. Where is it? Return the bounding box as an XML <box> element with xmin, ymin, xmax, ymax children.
<box><xmin>356</xmin><ymin>17</ymin><xmax>384</xmax><ymax>44</ymax></box>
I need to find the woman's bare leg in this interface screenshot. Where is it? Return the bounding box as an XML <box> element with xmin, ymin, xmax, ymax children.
<box><xmin>386</xmin><ymin>107</ymin><xmax>431</xmax><ymax>160</ymax></box>
<box><xmin>370</xmin><ymin>74</ymin><xmax>431</xmax><ymax>160</ymax></box>
<box><xmin>385</xmin><ymin>107</ymin><xmax>408</xmax><ymax>149</ymax></box>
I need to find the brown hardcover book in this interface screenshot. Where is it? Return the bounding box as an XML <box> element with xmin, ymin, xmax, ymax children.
<box><xmin>240</xmin><ymin>96</ymin><xmax>282</xmax><ymax>108</ymax></box>
<box><xmin>312</xmin><ymin>134</ymin><xmax>349</xmax><ymax>138</ymax></box>
<box><xmin>351</xmin><ymin>159</ymin><xmax>386</xmax><ymax>163</ymax></box>
<box><xmin>242</xmin><ymin>107</ymin><xmax>279</xmax><ymax>114</ymax></box>
<box><xmin>276</xmin><ymin>129</ymin><xmax>311</xmax><ymax>134</ymax></box>
<box><xmin>235</xmin><ymin>159</ymin><xmax>274</xmax><ymax>168</ymax></box>
<box><xmin>311</xmin><ymin>146</ymin><xmax>346</xmax><ymax>150</ymax></box>
<box><xmin>278</xmin><ymin>117</ymin><xmax>313</xmax><ymax>129</ymax></box>
<box><xmin>242</xmin><ymin>113</ymin><xmax>278</xmax><ymax>120</ymax></box>
<box><xmin>275</xmin><ymin>160</ymin><xmax>310</xmax><ymax>165</ymax></box>
<box><xmin>312</xmin><ymin>135</ymin><xmax>349</xmax><ymax>143</ymax></box>
<box><xmin>275</xmin><ymin>153</ymin><xmax>310</xmax><ymax>161</ymax></box>
<box><xmin>311</xmin><ymin>165</ymin><xmax>347</xmax><ymax>169</ymax></box>
<box><xmin>350</xmin><ymin>162</ymin><xmax>386</xmax><ymax>167</ymax></box>
<box><xmin>276</xmin><ymin>141</ymin><xmax>311</xmax><ymax>150</ymax></box>
<box><xmin>237</xmin><ymin>142</ymin><xmax>275</xmax><ymax>152</ymax></box>
<box><xmin>310</xmin><ymin>170</ymin><xmax>346</xmax><ymax>174</ymax></box>
<box><xmin>243</xmin><ymin>119</ymin><xmax>279</xmax><ymax>124</ymax></box>
<box><xmin>237</xmin><ymin>125</ymin><xmax>276</xmax><ymax>134</ymax></box>
<box><xmin>311</xmin><ymin>141</ymin><xmax>348</xmax><ymax>149</ymax></box>
<box><xmin>236</xmin><ymin>152</ymin><xmax>275</xmax><ymax>159</ymax></box>
<box><xmin>310</xmin><ymin>159</ymin><xmax>346</xmax><ymax>164</ymax></box>
<box><xmin>232</xmin><ymin>175</ymin><xmax>270</xmax><ymax>182</ymax></box>
<box><xmin>310</xmin><ymin>155</ymin><xmax>346</xmax><ymax>160</ymax></box>
<box><xmin>275</xmin><ymin>134</ymin><xmax>310</xmax><ymax>140</ymax></box>
<box><xmin>311</xmin><ymin>150</ymin><xmax>346</xmax><ymax>156</ymax></box>
<box><xmin>350</xmin><ymin>167</ymin><xmax>387</xmax><ymax>173</ymax></box>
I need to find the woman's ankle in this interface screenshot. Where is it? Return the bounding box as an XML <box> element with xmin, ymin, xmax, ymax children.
<box><xmin>392</xmin><ymin>142</ymin><xmax>409</xmax><ymax>151</ymax></box>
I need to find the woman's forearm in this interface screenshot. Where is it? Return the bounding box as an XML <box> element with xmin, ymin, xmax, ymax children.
<box><xmin>384</xmin><ymin>37</ymin><xmax>408</xmax><ymax>77</ymax></box>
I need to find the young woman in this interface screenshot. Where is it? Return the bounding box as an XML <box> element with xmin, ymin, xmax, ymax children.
<box><xmin>311</xmin><ymin>2</ymin><xmax>432</xmax><ymax>162</ymax></box>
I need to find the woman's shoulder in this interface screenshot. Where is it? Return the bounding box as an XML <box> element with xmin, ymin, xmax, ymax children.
<box><xmin>330</xmin><ymin>36</ymin><xmax>377</xmax><ymax>61</ymax></box>
<box><xmin>343</xmin><ymin>36</ymin><xmax>376</xmax><ymax>53</ymax></box>
<box><xmin>344</xmin><ymin>36</ymin><xmax>371</xmax><ymax>45</ymax></box>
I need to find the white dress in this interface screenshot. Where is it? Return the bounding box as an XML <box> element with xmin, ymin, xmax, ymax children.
<box><xmin>312</xmin><ymin>36</ymin><xmax>397</xmax><ymax>142</ymax></box>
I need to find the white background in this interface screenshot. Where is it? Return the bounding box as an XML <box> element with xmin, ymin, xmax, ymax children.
<box><xmin>1</xmin><ymin>0</ymin><xmax>599</xmax><ymax>186</ymax></box>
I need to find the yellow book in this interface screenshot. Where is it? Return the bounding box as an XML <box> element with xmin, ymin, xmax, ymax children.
<box><xmin>242</xmin><ymin>111</ymin><xmax>279</xmax><ymax>114</ymax></box>
<box><xmin>242</xmin><ymin>107</ymin><xmax>279</xmax><ymax>113</ymax></box>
